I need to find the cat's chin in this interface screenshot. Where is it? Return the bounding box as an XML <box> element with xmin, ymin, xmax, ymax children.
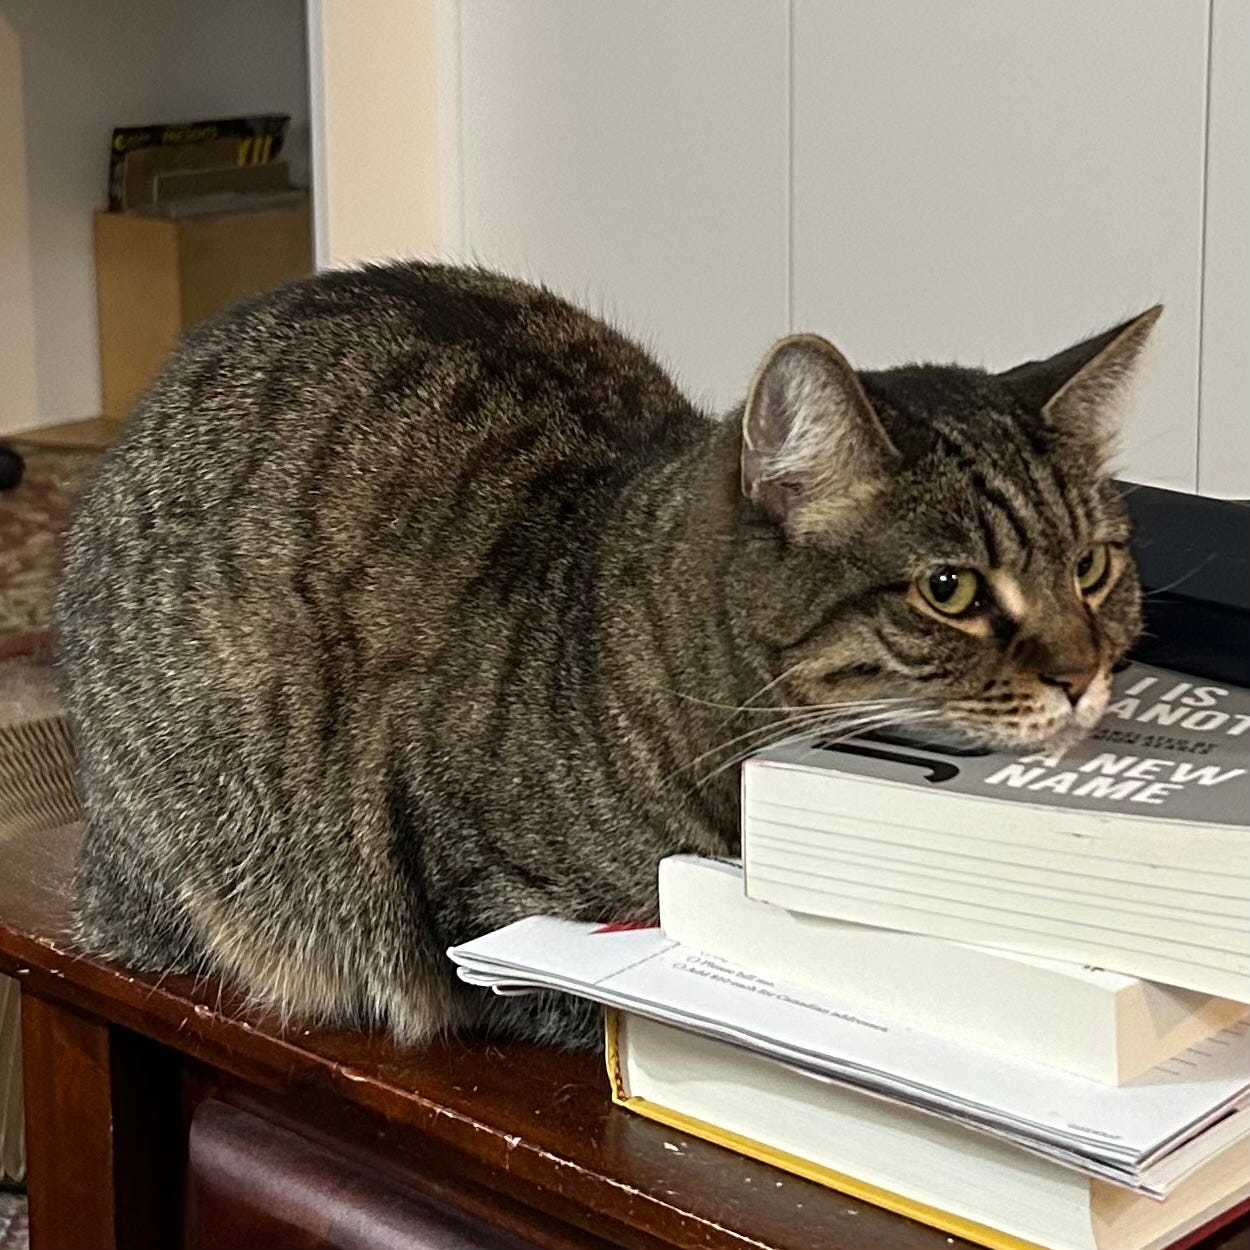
<box><xmin>998</xmin><ymin>721</ymin><xmax>1095</xmax><ymax>756</ymax></box>
<box><xmin>926</xmin><ymin>679</ymin><xmax>1112</xmax><ymax>756</ymax></box>
<box><xmin>908</xmin><ymin>716</ymin><xmax>1096</xmax><ymax>757</ymax></box>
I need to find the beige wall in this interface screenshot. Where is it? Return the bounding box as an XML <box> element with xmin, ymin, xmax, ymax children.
<box><xmin>0</xmin><ymin>17</ymin><xmax>38</xmax><ymax>436</ymax></box>
<box><xmin>308</xmin><ymin>0</ymin><xmax>441</xmax><ymax>268</ymax></box>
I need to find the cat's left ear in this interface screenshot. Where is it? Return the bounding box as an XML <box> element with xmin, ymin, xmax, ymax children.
<box><xmin>741</xmin><ymin>334</ymin><xmax>898</xmax><ymax>530</ymax></box>
<box><xmin>1000</xmin><ymin>306</ymin><xmax>1162</xmax><ymax>459</ymax></box>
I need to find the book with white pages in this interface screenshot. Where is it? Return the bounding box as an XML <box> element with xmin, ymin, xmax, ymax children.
<box><xmin>658</xmin><ymin>855</ymin><xmax>1249</xmax><ymax>1085</ymax></box>
<box><xmin>609</xmin><ymin>1012</ymin><xmax>1250</xmax><ymax>1250</ymax></box>
<box><xmin>446</xmin><ymin>916</ymin><xmax>1250</xmax><ymax>1196</ymax></box>
<box><xmin>740</xmin><ymin>661</ymin><xmax>1250</xmax><ymax>1001</ymax></box>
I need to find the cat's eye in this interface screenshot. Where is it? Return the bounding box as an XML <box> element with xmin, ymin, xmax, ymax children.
<box><xmin>918</xmin><ymin>567</ymin><xmax>983</xmax><ymax>616</ymax></box>
<box><xmin>1075</xmin><ymin>544</ymin><xmax>1110</xmax><ymax>594</ymax></box>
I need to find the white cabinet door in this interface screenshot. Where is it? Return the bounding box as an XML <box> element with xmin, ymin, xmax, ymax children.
<box><xmin>1199</xmin><ymin>0</ymin><xmax>1250</xmax><ymax>500</ymax></box>
<box><xmin>791</xmin><ymin>0</ymin><xmax>1209</xmax><ymax>492</ymax></box>
<box><xmin>308</xmin><ymin>0</ymin><xmax>441</xmax><ymax>267</ymax></box>
<box><xmin>451</xmin><ymin>0</ymin><xmax>789</xmax><ymax>412</ymax></box>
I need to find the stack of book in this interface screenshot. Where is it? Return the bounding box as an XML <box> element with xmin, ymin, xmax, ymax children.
<box><xmin>449</xmin><ymin>661</ymin><xmax>1250</xmax><ymax>1250</ymax></box>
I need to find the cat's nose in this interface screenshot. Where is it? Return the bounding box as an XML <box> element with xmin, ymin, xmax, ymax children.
<box><xmin>1041</xmin><ymin>667</ymin><xmax>1099</xmax><ymax>706</ymax></box>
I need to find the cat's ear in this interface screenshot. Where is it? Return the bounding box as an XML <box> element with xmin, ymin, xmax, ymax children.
<box><xmin>741</xmin><ymin>334</ymin><xmax>897</xmax><ymax>527</ymax></box>
<box><xmin>1000</xmin><ymin>306</ymin><xmax>1162</xmax><ymax>459</ymax></box>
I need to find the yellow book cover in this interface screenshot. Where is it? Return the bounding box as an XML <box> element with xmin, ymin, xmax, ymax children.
<box><xmin>604</xmin><ymin>1010</ymin><xmax>1046</xmax><ymax>1250</ymax></box>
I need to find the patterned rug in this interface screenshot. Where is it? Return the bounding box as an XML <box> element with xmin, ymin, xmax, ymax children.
<box><xmin>0</xmin><ymin>444</ymin><xmax>101</xmax><ymax>658</ymax></box>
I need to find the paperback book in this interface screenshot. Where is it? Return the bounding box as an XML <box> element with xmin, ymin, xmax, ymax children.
<box><xmin>741</xmin><ymin>662</ymin><xmax>1250</xmax><ymax>1000</ymax></box>
<box><xmin>447</xmin><ymin>917</ymin><xmax>1250</xmax><ymax>1196</ymax></box>
<box><xmin>609</xmin><ymin>1011</ymin><xmax>1250</xmax><ymax>1250</ymax></box>
<box><xmin>659</xmin><ymin>855</ymin><xmax>1248</xmax><ymax>1084</ymax></box>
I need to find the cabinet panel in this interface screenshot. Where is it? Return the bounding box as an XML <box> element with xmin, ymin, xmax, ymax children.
<box><xmin>308</xmin><ymin>0</ymin><xmax>440</xmax><ymax>268</ymax></box>
<box><xmin>1198</xmin><ymin>0</ymin><xmax>1250</xmax><ymax>500</ymax></box>
<box><xmin>456</xmin><ymin>0</ymin><xmax>789</xmax><ymax>412</ymax></box>
<box><xmin>792</xmin><ymin>0</ymin><xmax>1208</xmax><ymax>491</ymax></box>
<box><xmin>0</xmin><ymin>18</ymin><xmax>38</xmax><ymax>435</ymax></box>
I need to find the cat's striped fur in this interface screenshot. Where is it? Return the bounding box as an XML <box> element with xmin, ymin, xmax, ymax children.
<box><xmin>55</xmin><ymin>263</ymin><xmax>1154</xmax><ymax>1045</ymax></box>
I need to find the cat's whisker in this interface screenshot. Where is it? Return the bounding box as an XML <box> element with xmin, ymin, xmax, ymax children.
<box><xmin>693</xmin><ymin>726</ymin><xmax>827</xmax><ymax>789</ymax></box>
<box><xmin>665</xmin><ymin>689</ymin><xmax>915</xmax><ymax>716</ymax></box>
<box><xmin>691</xmin><ymin>708</ymin><xmax>940</xmax><ymax>789</ymax></box>
<box><xmin>1141</xmin><ymin>553</ymin><xmax>1218</xmax><ymax>599</ymax></box>
<box><xmin>684</xmin><ymin>704</ymin><xmax>933</xmax><ymax>780</ymax></box>
<box><xmin>673</xmin><ymin>700</ymin><xmax>917</xmax><ymax>780</ymax></box>
<box><xmin>672</xmin><ymin>716</ymin><xmax>824</xmax><ymax>780</ymax></box>
<box><xmin>738</xmin><ymin>662</ymin><xmax>804</xmax><ymax>710</ymax></box>
<box><xmin>673</xmin><ymin>713</ymin><xmax>833</xmax><ymax>783</ymax></box>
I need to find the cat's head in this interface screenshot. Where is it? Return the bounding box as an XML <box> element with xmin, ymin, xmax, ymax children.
<box><xmin>738</xmin><ymin>308</ymin><xmax>1159</xmax><ymax>752</ymax></box>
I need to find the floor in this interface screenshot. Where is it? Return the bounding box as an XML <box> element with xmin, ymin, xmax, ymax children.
<box><xmin>0</xmin><ymin>424</ymin><xmax>109</xmax><ymax>1250</ymax></box>
<box><xmin>0</xmin><ymin>438</ymin><xmax>106</xmax><ymax>650</ymax></box>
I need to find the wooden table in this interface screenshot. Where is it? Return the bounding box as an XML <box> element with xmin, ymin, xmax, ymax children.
<box><xmin>2</xmin><ymin>823</ymin><xmax>1248</xmax><ymax>1250</ymax></box>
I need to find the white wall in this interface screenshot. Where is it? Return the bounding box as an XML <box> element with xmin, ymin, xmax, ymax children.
<box><xmin>428</xmin><ymin>0</ymin><xmax>1243</xmax><ymax>496</ymax></box>
<box><xmin>449</xmin><ymin>0</ymin><xmax>789</xmax><ymax>413</ymax></box>
<box><xmin>310</xmin><ymin>1</ymin><xmax>1246</xmax><ymax>496</ymax></box>
<box><xmin>1199</xmin><ymin>0</ymin><xmax>1250</xmax><ymax>499</ymax></box>
<box><xmin>791</xmin><ymin>0</ymin><xmax>1208</xmax><ymax>495</ymax></box>
<box><xmin>1</xmin><ymin>0</ymin><xmax>310</xmax><ymax>432</ymax></box>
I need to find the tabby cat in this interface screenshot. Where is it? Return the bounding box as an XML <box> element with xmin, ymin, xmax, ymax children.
<box><xmin>55</xmin><ymin>263</ymin><xmax>1156</xmax><ymax>1046</ymax></box>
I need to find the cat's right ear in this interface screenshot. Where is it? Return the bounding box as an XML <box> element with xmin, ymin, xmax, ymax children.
<box><xmin>741</xmin><ymin>334</ymin><xmax>897</xmax><ymax>529</ymax></box>
<box><xmin>999</xmin><ymin>306</ymin><xmax>1162</xmax><ymax>462</ymax></box>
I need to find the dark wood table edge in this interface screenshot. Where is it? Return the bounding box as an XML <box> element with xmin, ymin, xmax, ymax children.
<box><xmin>1</xmin><ymin>943</ymin><xmax>672</xmax><ymax>1249</ymax></box>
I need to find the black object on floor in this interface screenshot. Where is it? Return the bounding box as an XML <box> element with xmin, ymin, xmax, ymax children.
<box><xmin>0</xmin><ymin>448</ymin><xmax>23</xmax><ymax>493</ymax></box>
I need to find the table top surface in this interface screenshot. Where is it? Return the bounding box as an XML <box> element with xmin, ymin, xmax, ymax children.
<box><xmin>2</xmin><ymin>822</ymin><xmax>1247</xmax><ymax>1250</ymax></box>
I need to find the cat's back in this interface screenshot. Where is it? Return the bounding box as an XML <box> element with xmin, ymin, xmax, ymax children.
<box><xmin>108</xmin><ymin>261</ymin><xmax>698</xmax><ymax>463</ymax></box>
<box><xmin>57</xmin><ymin>262</ymin><xmax>704</xmax><ymax>698</ymax></box>
<box><xmin>60</xmin><ymin>262</ymin><xmax>702</xmax><ymax>602</ymax></box>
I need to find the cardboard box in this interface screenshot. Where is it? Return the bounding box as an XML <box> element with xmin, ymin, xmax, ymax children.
<box><xmin>109</xmin><ymin>114</ymin><xmax>290</xmax><ymax>211</ymax></box>
<box><xmin>94</xmin><ymin>198</ymin><xmax>312</xmax><ymax>420</ymax></box>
